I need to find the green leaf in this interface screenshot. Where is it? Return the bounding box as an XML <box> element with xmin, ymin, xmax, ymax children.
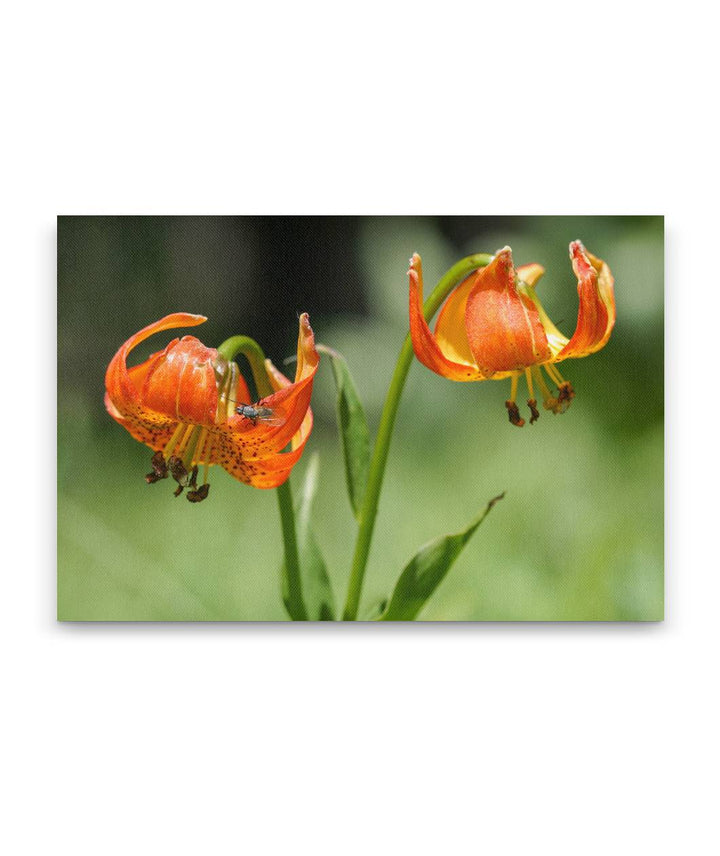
<box><xmin>282</xmin><ymin>453</ymin><xmax>335</xmax><ymax>620</ymax></box>
<box><xmin>378</xmin><ymin>494</ymin><xmax>504</xmax><ymax>621</ymax></box>
<box><xmin>362</xmin><ymin>598</ymin><xmax>389</xmax><ymax>621</ymax></box>
<box><xmin>318</xmin><ymin>345</ymin><xmax>370</xmax><ymax>521</ymax></box>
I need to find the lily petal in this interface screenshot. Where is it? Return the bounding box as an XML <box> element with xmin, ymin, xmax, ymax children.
<box><xmin>556</xmin><ymin>241</ymin><xmax>616</xmax><ymax>360</ymax></box>
<box><xmin>208</xmin><ymin>422</ymin><xmax>310</xmax><ymax>489</ymax></box>
<box><xmin>225</xmin><ymin>312</ymin><xmax>319</xmax><ymax>458</ymax></box>
<box><xmin>464</xmin><ymin>248</ymin><xmax>551</xmax><ymax>376</ymax></box>
<box><xmin>138</xmin><ymin>336</ymin><xmax>218</xmax><ymax>425</ymax></box>
<box><xmin>433</xmin><ymin>272</ymin><xmax>482</xmax><ymax>368</ymax></box>
<box><xmin>105</xmin><ymin>314</ymin><xmax>217</xmax><ymax>448</ymax></box>
<box><xmin>264</xmin><ymin>358</ymin><xmax>314</xmax><ymax>453</ymax></box>
<box><xmin>516</xmin><ymin>263</ymin><xmax>545</xmax><ymax>288</ymax></box>
<box><xmin>408</xmin><ymin>253</ymin><xmax>487</xmax><ymax>381</ymax></box>
<box><xmin>105</xmin><ymin>313</ymin><xmax>208</xmax><ymax>410</ymax></box>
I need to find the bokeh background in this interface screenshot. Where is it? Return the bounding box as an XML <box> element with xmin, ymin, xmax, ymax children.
<box><xmin>58</xmin><ymin>216</ymin><xmax>663</xmax><ymax>621</ymax></box>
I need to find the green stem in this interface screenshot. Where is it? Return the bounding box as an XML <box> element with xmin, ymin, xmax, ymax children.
<box><xmin>217</xmin><ymin>335</ymin><xmax>273</xmax><ymax>399</ymax></box>
<box><xmin>341</xmin><ymin>253</ymin><xmax>493</xmax><ymax>621</ymax></box>
<box><xmin>276</xmin><ymin>478</ymin><xmax>308</xmax><ymax>620</ymax></box>
<box><xmin>217</xmin><ymin>334</ymin><xmax>308</xmax><ymax>621</ymax></box>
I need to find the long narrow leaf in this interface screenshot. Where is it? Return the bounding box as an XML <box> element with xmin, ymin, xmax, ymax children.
<box><xmin>281</xmin><ymin>453</ymin><xmax>335</xmax><ymax>620</ymax></box>
<box><xmin>318</xmin><ymin>344</ymin><xmax>370</xmax><ymax>520</ymax></box>
<box><xmin>378</xmin><ymin>494</ymin><xmax>504</xmax><ymax>621</ymax></box>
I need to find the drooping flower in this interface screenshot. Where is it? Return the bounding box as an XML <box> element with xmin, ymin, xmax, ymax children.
<box><xmin>104</xmin><ymin>313</ymin><xmax>318</xmax><ymax>499</ymax></box>
<box><xmin>409</xmin><ymin>241</ymin><xmax>615</xmax><ymax>426</ymax></box>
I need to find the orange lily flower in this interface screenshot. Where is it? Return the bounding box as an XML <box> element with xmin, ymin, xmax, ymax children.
<box><xmin>409</xmin><ymin>241</ymin><xmax>615</xmax><ymax>426</ymax></box>
<box><xmin>104</xmin><ymin>313</ymin><xmax>319</xmax><ymax>499</ymax></box>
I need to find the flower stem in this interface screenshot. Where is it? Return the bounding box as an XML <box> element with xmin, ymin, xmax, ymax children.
<box><xmin>341</xmin><ymin>253</ymin><xmax>493</xmax><ymax>621</ymax></box>
<box><xmin>217</xmin><ymin>334</ymin><xmax>308</xmax><ymax>621</ymax></box>
<box><xmin>276</xmin><ymin>478</ymin><xmax>308</xmax><ymax>620</ymax></box>
<box><xmin>217</xmin><ymin>335</ymin><xmax>273</xmax><ymax>400</ymax></box>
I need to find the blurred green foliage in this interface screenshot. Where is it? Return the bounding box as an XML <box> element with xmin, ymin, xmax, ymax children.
<box><xmin>58</xmin><ymin>216</ymin><xmax>663</xmax><ymax>620</ymax></box>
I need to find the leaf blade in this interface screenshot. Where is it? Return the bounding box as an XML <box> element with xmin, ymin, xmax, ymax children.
<box><xmin>318</xmin><ymin>345</ymin><xmax>370</xmax><ymax>521</ymax></box>
<box><xmin>282</xmin><ymin>453</ymin><xmax>335</xmax><ymax>620</ymax></box>
<box><xmin>378</xmin><ymin>494</ymin><xmax>504</xmax><ymax>621</ymax></box>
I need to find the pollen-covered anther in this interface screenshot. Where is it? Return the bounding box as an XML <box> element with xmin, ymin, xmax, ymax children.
<box><xmin>505</xmin><ymin>400</ymin><xmax>525</xmax><ymax>427</ymax></box>
<box><xmin>556</xmin><ymin>382</ymin><xmax>575</xmax><ymax>411</ymax></box>
<box><xmin>185</xmin><ymin>465</ymin><xmax>209</xmax><ymax>502</ymax></box>
<box><xmin>168</xmin><ymin>455</ymin><xmax>190</xmax><ymax>497</ymax></box>
<box><xmin>527</xmin><ymin>399</ymin><xmax>540</xmax><ymax>424</ymax></box>
<box><xmin>145</xmin><ymin>450</ymin><xmax>169</xmax><ymax>484</ymax></box>
<box><xmin>542</xmin><ymin>381</ymin><xmax>575</xmax><ymax>415</ymax></box>
<box><xmin>187</xmin><ymin>483</ymin><xmax>210</xmax><ymax>503</ymax></box>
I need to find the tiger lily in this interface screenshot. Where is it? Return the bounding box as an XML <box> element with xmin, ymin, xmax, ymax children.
<box><xmin>104</xmin><ymin>313</ymin><xmax>318</xmax><ymax>499</ymax></box>
<box><xmin>409</xmin><ymin>241</ymin><xmax>615</xmax><ymax>426</ymax></box>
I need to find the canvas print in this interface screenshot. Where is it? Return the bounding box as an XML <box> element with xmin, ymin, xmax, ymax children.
<box><xmin>57</xmin><ymin>216</ymin><xmax>663</xmax><ymax>621</ymax></box>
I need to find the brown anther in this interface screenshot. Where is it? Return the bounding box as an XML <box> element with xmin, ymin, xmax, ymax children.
<box><xmin>168</xmin><ymin>455</ymin><xmax>189</xmax><ymax>486</ymax></box>
<box><xmin>505</xmin><ymin>400</ymin><xmax>525</xmax><ymax>427</ymax></box>
<box><xmin>543</xmin><ymin>380</ymin><xmax>575</xmax><ymax>414</ymax></box>
<box><xmin>173</xmin><ymin>484</ymin><xmax>184</xmax><ymax>498</ymax></box>
<box><xmin>145</xmin><ymin>450</ymin><xmax>169</xmax><ymax>484</ymax></box>
<box><xmin>188</xmin><ymin>465</ymin><xmax>199</xmax><ymax>489</ymax></box>
<box><xmin>527</xmin><ymin>399</ymin><xmax>540</xmax><ymax>424</ymax></box>
<box><xmin>556</xmin><ymin>382</ymin><xmax>575</xmax><ymax>406</ymax></box>
<box><xmin>187</xmin><ymin>484</ymin><xmax>210</xmax><ymax>503</ymax></box>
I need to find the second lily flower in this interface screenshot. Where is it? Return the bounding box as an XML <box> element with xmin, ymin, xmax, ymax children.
<box><xmin>409</xmin><ymin>241</ymin><xmax>616</xmax><ymax>426</ymax></box>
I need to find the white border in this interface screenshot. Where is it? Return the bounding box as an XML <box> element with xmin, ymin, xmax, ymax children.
<box><xmin>3</xmin><ymin>2</ymin><xmax>716</xmax><ymax>854</ymax></box>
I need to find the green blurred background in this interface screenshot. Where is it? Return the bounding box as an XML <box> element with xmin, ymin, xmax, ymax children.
<box><xmin>57</xmin><ymin>216</ymin><xmax>663</xmax><ymax>621</ymax></box>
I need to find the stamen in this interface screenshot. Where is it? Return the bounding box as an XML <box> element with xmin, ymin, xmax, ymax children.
<box><xmin>505</xmin><ymin>373</ymin><xmax>525</xmax><ymax>427</ymax></box>
<box><xmin>505</xmin><ymin>400</ymin><xmax>525</xmax><ymax>426</ymax></box>
<box><xmin>541</xmin><ymin>365</ymin><xmax>574</xmax><ymax>413</ymax></box>
<box><xmin>168</xmin><ymin>456</ymin><xmax>189</xmax><ymax>497</ymax></box>
<box><xmin>157</xmin><ymin>420</ymin><xmax>216</xmax><ymax>502</ymax></box>
<box><xmin>163</xmin><ymin>422</ymin><xmax>187</xmax><ymax>460</ymax></box>
<box><xmin>531</xmin><ymin>366</ymin><xmax>575</xmax><ymax>415</ymax></box>
<box><xmin>181</xmin><ymin>426</ymin><xmax>205</xmax><ymax>470</ymax></box>
<box><xmin>201</xmin><ymin>434</ymin><xmax>215</xmax><ymax>485</ymax></box>
<box><xmin>184</xmin><ymin>461</ymin><xmax>209</xmax><ymax>502</ymax></box>
<box><xmin>145</xmin><ymin>450</ymin><xmax>169</xmax><ymax>483</ymax></box>
<box><xmin>544</xmin><ymin>362</ymin><xmax>565</xmax><ymax>388</ymax></box>
<box><xmin>543</xmin><ymin>363</ymin><xmax>558</xmax><ymax>386</ymax></box>
<box><xmin>192</xmin><ymin>427</ymin><xmax>208</xmax><ymax>467</ymax></box>
<box><xmin>555</xmin><ymin>381</ymin><xmax>575</xmax><ymax>413</ymax></box>
<box><xmin>524</xmin><ymin>368</ymin><xmax>539</xmax><ymax>424</ymax></box>
<box><xmin>174</xmin><ymin>423</ymin><xmax>196</xmax><ymax>460</ymax></box>
<box><xmin>532</xmin><ymin>365</ymin><xmax>560</xmax><ymax>413</ymax></box>
<box><xmin>532</xmin><ymin>365</ymin><xmax>552</xmax><ymax>399</ymax></box>
<box><xmin>193</xmin><ymin>427</ymin><xmax>208</xmax><ymax>466</ymax></box>
<box><xmin>525</xmin><ymin>367</ymin><xmax>535</xmax><ymax>401</ymax></box>
<box><xmin>527</xmin><ymin>399</ymin><xmax>540</xmax><ymax>424</ymax></box>
<box><xmin>187</xmin><ymin>483</ymin><xmax>210</xmax><ymax>503</ymax></box>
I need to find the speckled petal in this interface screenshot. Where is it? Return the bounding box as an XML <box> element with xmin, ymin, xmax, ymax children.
<box><xmin>225</xmin><ymin>313</ymin><xmax>319</xmax><ymax>458</ymax></box>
